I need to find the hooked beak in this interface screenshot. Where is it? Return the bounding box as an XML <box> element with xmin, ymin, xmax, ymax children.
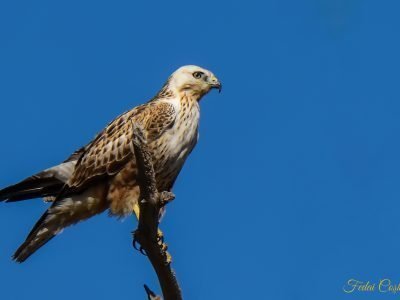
<box><xmin>208</xmin><ymin>75</ymin><xmax>222</xmax><ymax>93</ymax></box>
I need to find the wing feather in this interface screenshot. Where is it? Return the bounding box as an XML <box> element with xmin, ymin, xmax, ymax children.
<box><xmin>67</xmin><ymin>101</ymin><xmax>176</xmax><ymax>190</ymax></box>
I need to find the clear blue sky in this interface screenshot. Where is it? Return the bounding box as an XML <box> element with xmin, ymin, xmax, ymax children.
<box><xmin>0</xmin><ymin>1</ymin><xmax>399</xmax><ymax>299</ymax></box>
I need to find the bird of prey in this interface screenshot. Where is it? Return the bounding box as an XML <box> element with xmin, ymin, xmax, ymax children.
<box><xmin>0</xmin><ymin>65</ymin><xmax>221</xmax><ymax>263</ymax></box>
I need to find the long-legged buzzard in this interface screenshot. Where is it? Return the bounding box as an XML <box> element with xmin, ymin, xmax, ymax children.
<box><xmin>0</xmin><ymin>65</ymin><xmax>221</xmax><ymax>262</ymax></box>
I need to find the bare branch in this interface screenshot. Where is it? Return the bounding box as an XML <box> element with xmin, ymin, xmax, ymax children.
<box><xmin>131</xmin><ymin>122</ymin><xmax>183</xmax><ymax>300</ymax></box>
<box><xmin>144</xmin><ymin>284</ymin><xmax>162</xmax><ymax>300</ymax></box>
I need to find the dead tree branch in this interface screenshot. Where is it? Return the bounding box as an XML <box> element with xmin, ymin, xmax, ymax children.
<box><xmin>131</xmin><ymin>123</ymin><xmax>183</xmax><ymax>300</ymax></box>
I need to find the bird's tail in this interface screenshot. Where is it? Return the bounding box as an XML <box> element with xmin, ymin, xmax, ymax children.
<box><xmin>0</xmin><ymin>173</ymin><xmax>64</xmax><ymax>202</ymax></box>
<box><xmin>13</xmin><ymin>211</ymin><xmax>58</xmax><ymax>262</ymax></box>
<box><xmin>0</xmin><ymin>161</ymin><xmax>77</xmax><ymax>202</ymax></box>
<box><xmin>13</xmin><ymin>186</ymin><xmax>108</xmax><ymax>263</ymax></box>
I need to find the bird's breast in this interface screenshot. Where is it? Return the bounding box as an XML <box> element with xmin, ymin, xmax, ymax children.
<box><xmin>150</xmin><ymin>100</ymin><xmax>200</xmax><ymax>190</ymax></box>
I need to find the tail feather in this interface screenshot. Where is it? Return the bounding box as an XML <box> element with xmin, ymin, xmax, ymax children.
<box><xmin>12</xmin><ymin>186</ymin><xmax>108</xmax><ymax>263</ymax></box>
<box><xmin>13</xmin><ymin>212</ymin><xmax>57</xmax><ymax>263</ymax></box>
<box><xmin>0</xmin><ymin>161</ymin><xmax>77</xmax><ymax>202</ymax></box>
<box><xmin>0</xmin><ymin>176</ymin><xmax>64</xmax><ymax>202</ymax></box>
<box><xmin>2</xmin><ymin>149</ymin><xmax>87</xmax><ymax>263</ymax></box>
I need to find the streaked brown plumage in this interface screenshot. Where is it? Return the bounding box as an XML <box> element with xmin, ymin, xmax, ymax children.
<box><xmin>0</xmin><ymin>65</ymin><xmax>221</xmax><ymax>262</ymax></box>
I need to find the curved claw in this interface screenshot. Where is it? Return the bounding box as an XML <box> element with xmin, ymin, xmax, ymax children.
<box><xmin>133</xmin><ymin>238</ymin><xmax>147</xmax><ymax>256</ymax></box>
<box><xmin>133</xmin><ymin>235</ymin><xmax>140</xmax><ymax>251</ymax></box>
<box><xmin>139</xmin><ymin>246</ymin><xmax>147</xmax><ymax>256</ymax></box>
<box><xmin>132</xmin><ymin>230</ymin><xmax>147</xmax><ymax>256</ymax></box>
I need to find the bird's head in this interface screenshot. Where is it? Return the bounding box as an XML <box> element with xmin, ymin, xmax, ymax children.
<box><xmin>166</xmin><ymin>65</ymin><xmax>221</xmax><ymax>100</ymax></box>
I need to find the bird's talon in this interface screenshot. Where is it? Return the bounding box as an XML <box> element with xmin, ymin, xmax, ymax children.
<box><xmin>133</xmin><ymin>239</ymin><xmax>140</xmax><ymax>251</ymax></box>
<box><xmin>139</xmin><ymin>246</ymin><xmax>147</xmax><ymax>256</ymax></box>
<box><xmin>132</xmin><ymin>230</ymin><xmax>147</xmax><ymax>256</ymax></box>
<box><xmin>132</xmin><ymin>231</ymin><xmax>140</xmax><ymax>251</ymax></box>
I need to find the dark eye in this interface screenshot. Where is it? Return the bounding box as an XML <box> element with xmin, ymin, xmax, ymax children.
<box><xmin>193</xmin><ymin>71</ymin><xmax>204</xmax><ymax>79</ymax></box>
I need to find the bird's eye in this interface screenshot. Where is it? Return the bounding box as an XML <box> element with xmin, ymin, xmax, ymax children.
<box><xmin>193</xmin><ymin>71</ymin><xmax>204</xmax><ymax>79</ymax></box>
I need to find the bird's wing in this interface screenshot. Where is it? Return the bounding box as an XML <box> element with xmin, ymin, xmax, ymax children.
<box><xmin>66</xmin><ymin>101</ymin><xmax>176</xmax><ymax>190</ymax></box>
